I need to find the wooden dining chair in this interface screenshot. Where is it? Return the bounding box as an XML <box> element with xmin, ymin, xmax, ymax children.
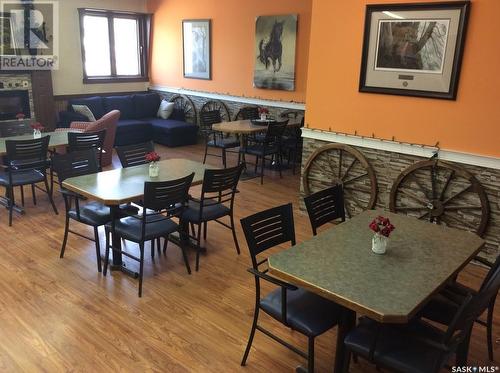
<box><xmin>51</xmin><ymin>149</ymin><xmax>109</xmax><ymax>272</ymax></box>
<box><xmin>342</xmin><ymin>262</ymin><xmax>500</xmax><ymax>373</ymax></box>
<box><xmin>104</xmin><ymin>173</ymin><xmax>195</xmax><ymax>297</ymax></box>
<box><xmin>240</xmin><ymin>203</ymin><xmax>342</xmax><ymax>373</ymax></box>
<box><xmin>418</xmin><ymin>254</ymin><xmax>500</xmax><ymax>361</ymax></box>
<box><xmin>115</xmin><ymin>141</ymin><xmax>155</xmax><ymax>168</ymax></box>
<box><xmin>181</xmin><ymin>164</ymin><xmax>244</xmax><ymax>271</ymax></box>
<box><xmin>304</xmin><ymin>185</ymin><xmax>345</xmax><ymax>236</ymax></box>
<box><xmin>0</xmin><ymin>136</ymin><xmax>58</xmax><ymax>226</ymax></box>
<box><xmin>67</xmin><ymin>130</ymin><xmax>106</xmax><ymax>170</ymax></box>
<box><xmin>200</xmin><ymin>110</ymin><xmax>239</xmax><ymax>168</ymax></box>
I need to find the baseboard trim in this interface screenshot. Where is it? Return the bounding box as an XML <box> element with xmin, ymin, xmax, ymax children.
<box><xmin>148</xmin><ymin>85</ymin><xmax>306</xmax><ymax>111</ymax></box>
<box><xmin>302</xmin><ymin>128</ymin><xmax>500</xmax><ymax>170</ymax></box>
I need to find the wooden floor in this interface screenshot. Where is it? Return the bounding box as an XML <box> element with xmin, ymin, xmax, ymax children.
<box><xmin>0</xmin><ymin>143</ymin><xmax>497</xmax><ymax>372</ymax></box>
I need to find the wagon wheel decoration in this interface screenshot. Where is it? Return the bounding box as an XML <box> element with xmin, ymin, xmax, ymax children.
<box><xmin>201</xmin><ymin>100</ymin><xmax>231</xmax><ymax>122</ymax></box>
<box><xmin>389</xmin><ymin>160</ymin><xmax>490</xmax><ymax>237</ymax></box>
<box><xmin>169</xmin><ymin>94</ymin><xmax>197</xmax><ymax>124</ymax></box>
<box><xmin>303</xmin><ymin>144</ymin><xmax>377</xmax><ymax>218</ymax></box>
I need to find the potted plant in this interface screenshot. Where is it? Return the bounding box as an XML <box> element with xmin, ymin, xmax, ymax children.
<box><xmin>16</xmin><ymin>113</ymin><xmax>25</xmax><ymax>121</ymax></box>
<box><xmin>369</xmin><ymin>215</ymin><xmax>395</xmax><ymax>254</ymax></box>
<box><xmin>145</xmin><ymin>151</ymin><xmax>161</xmax><ymax>178</ymax></box>
<box><xmin>258</xmin><ymin>107</ymin><xmax>269</xmax><ymax>121</ymax></box>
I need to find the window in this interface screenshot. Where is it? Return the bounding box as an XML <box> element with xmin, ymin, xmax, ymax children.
<box><xmin>78</xmin><ymin>9</ymin><xmax>151</xmax><ymax>83</ymax></box>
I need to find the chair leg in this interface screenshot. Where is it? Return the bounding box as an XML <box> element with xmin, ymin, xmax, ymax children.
<box><xmin>31</xmin><ymin>184</ymin><xmax>37</xmax><ymax>205</ymax></box>
<box><xmin>163</xmin><ymin>235</ymin><xmax>168</xmax><ymax>253</ymax></box>
<box><xmin>254</xmin><ymin>156</ymin><xmax>259</xmax><ymax>174</ymax></box>
<box><xmin>487</xmin><ymin>297</ymin><xmax>496</xmax><ymax>361</ymax></box>
<box><xmin>60</xmin><ymin>213</ymin><xmax>70</xmax><ymax>258</ymax></box>
<box><xmin>342</xmin><ymin>347</ymin><xmax>352</xmax><ymax>373</ymax></box>
<box><xmin>8</xmin><ymin>187</ymin><xmax>14</xmax><ymax>227</ymax></box>
<box><xmin>151</xmin><ymin>240</ymin><xmax>155</xmax><ymax>259</ymax></box>
<box><xmin>222</xmin><ymin>149</ymin><xmax>227</xmax><ymax>168</ymax></box>
<box><xmin>260</xmin><ymin>157</ymin><xmax>265</xmax><ymax>185</ymax></box>
<box><xmin>230</xmin><ymin>214</ymin><xmax>240</xmax><ymax>255</ymax></box>
<box><xmin>203</xmin><ymin>221</ymin><xmax>207</xmax><ymax>240</ymax></box>
<box><xmin>44</xmin><ymin>177</ymin><xmax>58</xmax><ymax>215</ymax></box>
<box><xmin>307</xmin><ymin>337</ymin><xmax>315</xmax><ymax>373</ymax></box>
<box><xmin>93</xmin><ymin>226</ymin><xmax>102</xmax><ymax>272</ymax></box>
<box><xmin>241</xmin><ymin>304</ymin><xmax>260</xmax><ymax>366</ymax></box>
<box><xmin>20</xmin><ymin>186</ymin><xmax>25</xmax><ymax>207</ymax></box>
<box><xmin>277</xmin><ymin>153</ymin><xmax>283</xmax><ymax>178</ymax></box>
<box><xmin>178</xmin><ymin>236</ymin><xmax>191</xmax><ymax>275</ymax></box>
<box><xmin>203</xmin><ymin>142</ymin><xmax>209</xmax><ymax>164</ymax></box>
<box><xmin>138</xmin><ymin>242</ymin><xmax>145</xmax><ymax>297</ymax></box>
<box><xmin>456</xmin><ymin>326</ymin><xmax>472</xmax><ymax>366</ymax></box>
<box><xmin>195</xmin><ymin>223</ymin><xmax>202</xmax><ymax>271</ymax></box>
<box><xmin>103</xmin><ymin>228</ymin><xmax>110</xmax><ymax>276</ymax></box>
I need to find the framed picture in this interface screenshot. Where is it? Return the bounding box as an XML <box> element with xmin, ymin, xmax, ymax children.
<box><xmin>254</xmin><ymin>14</ymin><xmax>297</xmax><ymax>91</ymax></box>
<box><xmin>182</xmin><ymin>19</ymin><xmax>211</xmax><ymax>80</ymax></box>
<box><xmin>359</xmin><ymin>2</ymin><xmax>470</xmax><ymax>100</ymax></box>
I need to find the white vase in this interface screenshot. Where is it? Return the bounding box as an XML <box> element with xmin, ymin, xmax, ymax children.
<box><xmin>372</xmin><ymin>233</ymin><xmax>388</xmax><ymax>255</ymax></box>
<box><xmin>149</xmin><ymin>162</ymin><xmax>159</xmax><ymax>178</ymax></box>
<box><xmin>33</xmin><ymin>129</ymin><xmax>42</xmax><ymax>138</ymax></box>
<box><xmin>260</xmin><ymin>113</ymin><xmax>267</xmax><ymax>121</ymax></box>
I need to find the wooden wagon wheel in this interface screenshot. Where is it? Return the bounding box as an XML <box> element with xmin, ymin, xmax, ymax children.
<box><xmin>201</xmin><ymin>100</ymin><xmax>231</xmax><ymax>122</ymax></box>
<box><xmin>389</xmin><ymin>160</ymin><xmax>490</xmax><ymax>237</ymax></box>
<box><xmin>169</xmin><ymin>94</ymin><xmax>197</xmax><ymax>124</ymax></box>
<box><xmin>303</xmin><ymin>144</ymin><xmax>377</xmax><ymax>218</ymax></box>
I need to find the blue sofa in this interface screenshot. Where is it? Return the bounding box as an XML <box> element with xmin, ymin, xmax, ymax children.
<box><xmin>58</xmin><ymin>92</ymin><xmax>198</xmax><ymax>147</ymax></box>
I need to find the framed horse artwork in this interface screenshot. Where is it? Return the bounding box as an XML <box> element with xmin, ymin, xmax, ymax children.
<box><xmin>254</xmin><ymin>14</ymin><xmax>297</xmax><ymax>91</ymax></box>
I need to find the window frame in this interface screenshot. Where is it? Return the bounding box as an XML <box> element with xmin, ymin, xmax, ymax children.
<box><xmin>78</xmin><ymin>8</ymin><xmax>151</xmax><ymax>84</ymax></box>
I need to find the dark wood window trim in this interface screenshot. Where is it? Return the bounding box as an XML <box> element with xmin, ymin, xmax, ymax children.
<box><xmin>78</xmin><ymin>8</ymin><xmax>151</xmax><ymax>84</ymax></box>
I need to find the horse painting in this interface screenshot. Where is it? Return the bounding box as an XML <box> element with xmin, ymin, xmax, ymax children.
<box><xmin>258</xmin><ymin>20</ymin><xmax>284</xmax><ymax>72</ymax></box>
<box><xmin>254</xmin><ymin>15</ymin><xmax>297</xmax><ymax>91</ymax></box>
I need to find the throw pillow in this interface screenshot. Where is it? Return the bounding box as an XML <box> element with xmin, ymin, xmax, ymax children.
<box><xmin>72</xmin><ymin>104</ymin><xmax>96</xmax><ymax>122</ymax></box>
<box><xmin>157</xmin><ymin>100</ymin><xmax>175</xmax><ymax>119</ymax></box>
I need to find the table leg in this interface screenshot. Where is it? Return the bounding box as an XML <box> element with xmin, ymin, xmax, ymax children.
<box><xmin>107</xmin><ymin>205</ymin><xmax>138</xmax><ymax>279</ymax></box>
<box><xmin>334</xmin><ymin>308</ymin><xmax>356</xmax><ymax>373</ymax></box>
<box><xmin>239</xmin><ymin>134</ymin><xmax>259</xmax><ymax>181</ymax></box>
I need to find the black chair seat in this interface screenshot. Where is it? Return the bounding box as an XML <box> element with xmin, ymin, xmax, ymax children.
<box><xmin>419</xmin><ymin>293</ymin><xmax>461</xmax><ymax>325</ymax></box>
<box><xmin>207</xmin><ymin>137</ymin><xmax>239</xmax><ymax>149</ymax></box>
<box><xmin>242</xmin><ymin>144</ymin><xmax>279</xmax><ymax>156</ymax></box>
<box><xmin>68</xmin><ymin>201</ymin><xmax>111</xmax><ymax>226</ymax></box>
<box><xmin>111</xmin><ymin>215</ymin><xmax>179</xmax><ymax>242</ymax></box>
<box><xmin>0</xmin><ymin>169</ymin><xmax>45</xmax><ymax>186</ymax></box>
<box><xmin>344</xmin><ymin>318</ymin><xmax>449</xmax><ymax>373</ymax></box>
<box><xmin>182</xmin><ymin>199</ymin><xmax>230</xmax><ymax>223</ymax></box>
<box><xmin>261</xmin><ymin>287</ymin><xmax>341</xmax><ymax>337</ymax></box>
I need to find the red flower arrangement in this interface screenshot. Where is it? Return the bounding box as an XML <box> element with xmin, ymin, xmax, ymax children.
<box><xmin>369</xmin><ymin>216</ymin><xmax>395</xmax><ymax>238</ymax></box>
<box><xmin>145</xmin><ymin>151</ymin><xmax>160</xmax><ymax>163</ymax></box>
<box><xmin>31</xmin><ymin>122</ymin><xmax>44</xmax><ymax>131</ymax></box>
<box><xmin>258</xmin><ymin>107</ymin><xmax>269</xmax><ymax>115</ymax></box>
<box><xmin>16</xmin><ymin>113</ymin><xmax>25</xmax><ymax>120</ymax></box>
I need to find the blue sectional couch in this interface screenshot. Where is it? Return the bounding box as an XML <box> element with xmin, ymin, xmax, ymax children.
<box><xmin>57</xmin><ymin>92</ymin><xmax>198</xmax><ymax>147</ymax></box>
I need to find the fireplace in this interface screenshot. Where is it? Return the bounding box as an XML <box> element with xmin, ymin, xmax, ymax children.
<box><xmin>0</xmin><ymin>90</ymin><xmax>31</xmax><ymax>120</ymax></box>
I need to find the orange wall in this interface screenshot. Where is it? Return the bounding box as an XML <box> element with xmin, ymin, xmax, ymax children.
<box><xmin>147</xmin><ymin>0</ymin><xmax>312</xmax><ymax>103</ymax></box>
<box><xmin>306</xmin><ymin>0</ymin><xmax>500</xmax><ymax>157</ymax></box>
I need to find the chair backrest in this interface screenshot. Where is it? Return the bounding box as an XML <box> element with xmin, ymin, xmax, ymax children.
<box><xmin>116</xmin><ymin>141</ymin><xmax>154</xmax><ymax>168</ymax></box>
<box><xmin>480</xmin><ymin>254</ymin><xmax>500</xmax><ymax>291</ymax></box>
<box><xmin>0</xmin><ymin>122</ymin><xmax>31</xmax><ymax>137</ymax></box>
<box><xmin>263</xmin><ymin>121</ymin><xmax>287</xmax><ymax>144</ymax></box>
<box><xmin>240</xmin><ymin>203</ymin><xmax>296</xmax><ymax>268</ymax></box>
<box><xmin>235</xmin><ymin>106</ymin><xmax>260</xmax><ymax>121</ymax></box>
<box><xmin>68</xmin><ymin>130</ymin><xmax>106</xmax><ymax>167</ymax></box>
<box><xmin>304</xmin><ymin>185</ymin><xmax>345</xmax><ymax>235</ymax></box>
<box><xmin>199</xmin><ymin>163</ymin><xmax>244</xmax><ymax>214</ymax></box>
<box><xmin>199</xmin><ymin>110</ymin><xmax>222</xmax><ymax>132</ymax></box>
<box><xmin>444</xmin><ymin>263</ymin><xmax>500</xmax><ymax>347</ymax></box>
<box><xmin>5</xmin><ymin>136</ymin><xmax>50</xmax><ymax>167</ymax></box>
<box><xmin>140</xmin><ymin>173</ymin><xmax>195</xmax><ymax>240</ymax></box>
<box><xmin>51</xmin><ymin>149</ymin><xmax>99</xmax><ymax>185</ymax></box>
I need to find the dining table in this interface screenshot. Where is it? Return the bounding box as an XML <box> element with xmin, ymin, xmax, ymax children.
<box><xmin>62</xmin><ymin>158</ymin><xmax>210</xmax><ymax>277</ymax></box>
<box><xmin>0</xmin><ymin>130</ymin><xmax>73</xmax><ymax>156</ymax></box>
<box><xmin>268</xmin><ymin>209</ymin><xmax>485</xmax><ymax>372</ymax></box>
<box><xmin>212</xmin><ymin>119</ymin><xmax>300</xmax><ymax>179</ymax></box>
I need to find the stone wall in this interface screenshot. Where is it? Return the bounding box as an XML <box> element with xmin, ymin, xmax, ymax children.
<box><xmin>301</xmin><ymin>136</ymin><xmax>500</xmax><ymax>262</ymax></box>
<box><xmin>150</xmin><ymin>89</ymin><xmax>304</xmax><ymax>124</ymax></box>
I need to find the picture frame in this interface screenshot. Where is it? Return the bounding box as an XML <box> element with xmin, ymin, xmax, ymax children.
<box><xmin>0</xmin><ymin>12</ymin><xmax>19</xmax><ymax>56</ymax></box>
<box><xmin>182</xmin><ymin>19</ymin><xmax>211</xmax><ymax>80</ymax></box>
<box><xmin>359</xmin><ymin>2</ymin><xmax>470</xmax><ymax>100</ymax></box>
